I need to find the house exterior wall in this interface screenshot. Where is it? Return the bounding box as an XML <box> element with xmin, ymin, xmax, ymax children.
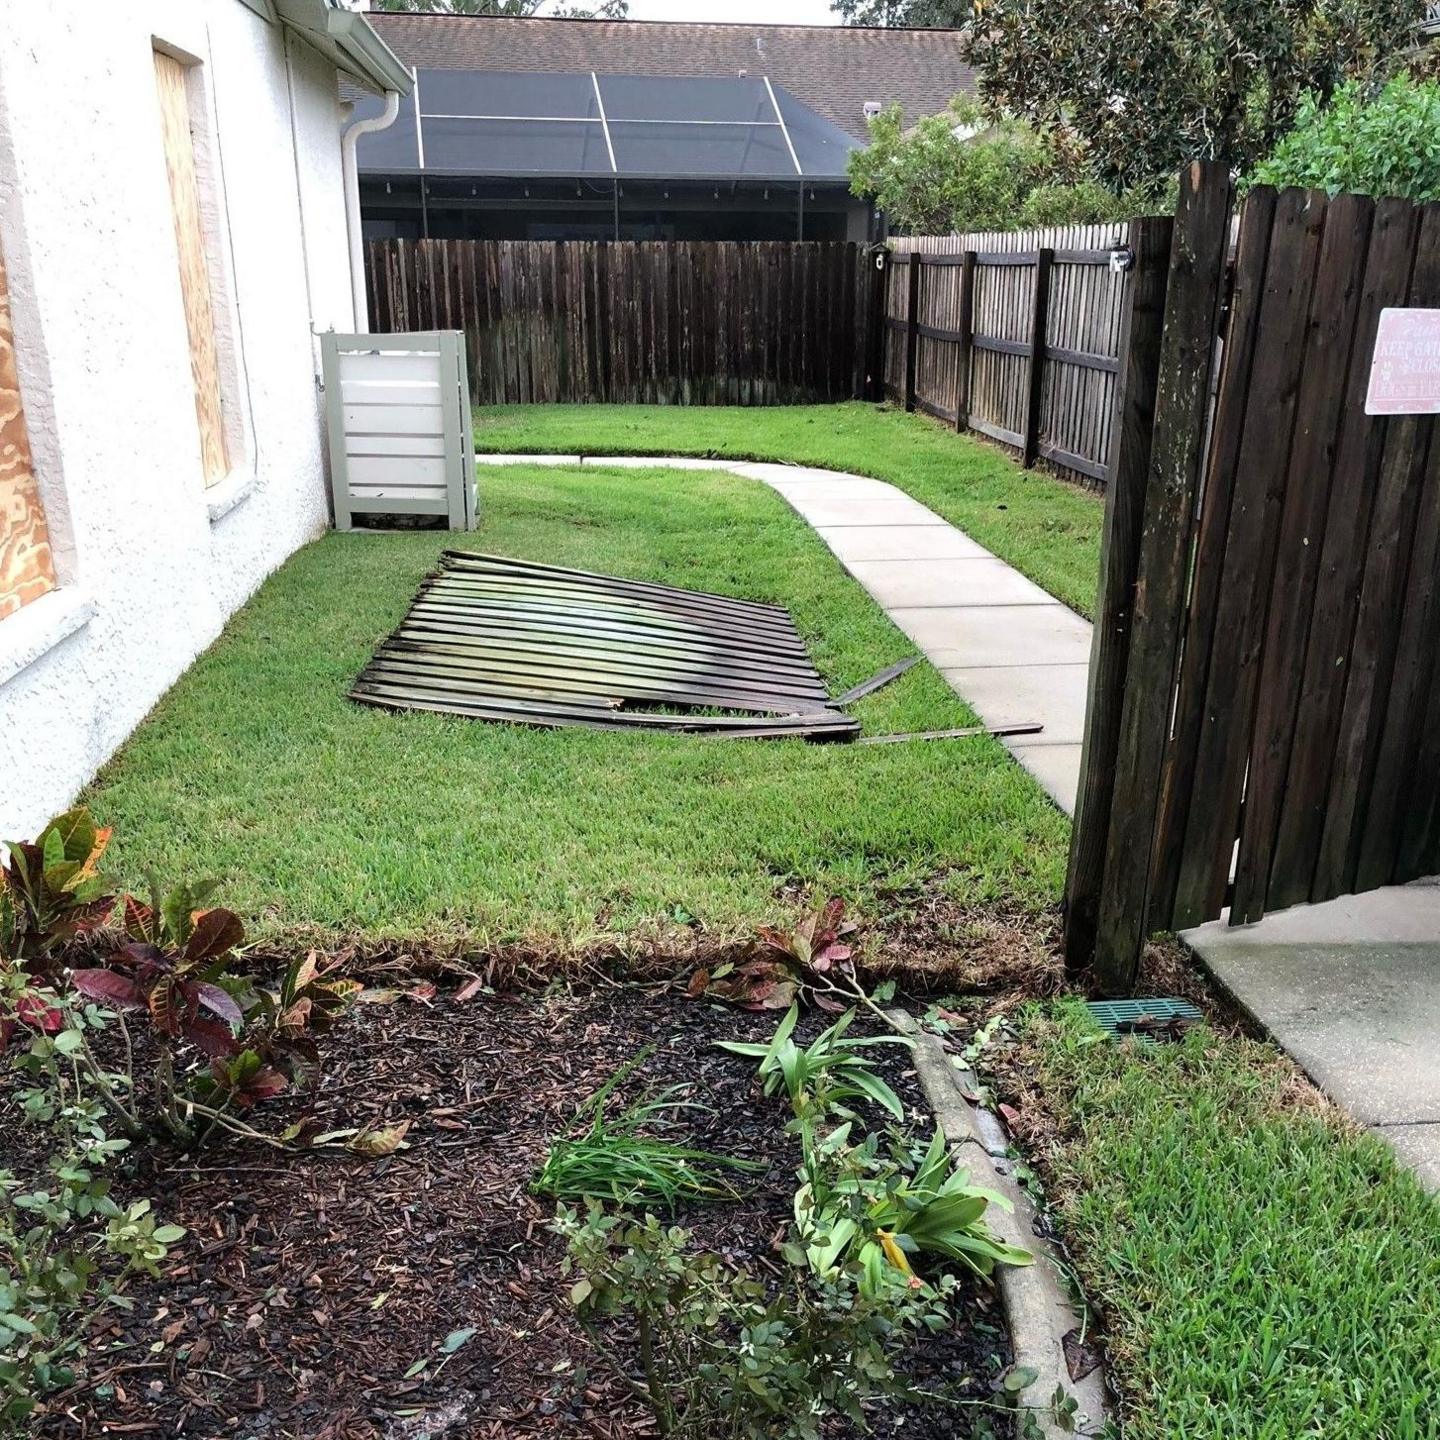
<box><xmin>0</xmin><ymin>0</ymin><xmax>358</xmax><ymax>839</ymax></box>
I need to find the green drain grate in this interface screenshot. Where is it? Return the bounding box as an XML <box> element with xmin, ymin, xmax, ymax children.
<box><xmin>1085</xmin><ymin>998</ymin><xmax>1203</xmax><ymax>1044</ymax></box>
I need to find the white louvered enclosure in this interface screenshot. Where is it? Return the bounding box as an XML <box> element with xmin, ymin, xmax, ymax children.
<box><xmin>322</xmin><ymin>331</ymin><xmax>477</xmax><ymax>531</ymax></box>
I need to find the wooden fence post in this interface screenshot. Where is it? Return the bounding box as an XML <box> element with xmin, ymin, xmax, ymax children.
<box><xmin>1021</xmin><ymin>247</ymin><xmax>1053</xmax><ymax>467</ymax></box>
<box><xmin>954</xmin><ymin>250</ymin><xmax>976</xmax><ymax>432</ymax></box>
<box><xmin>865</xmin><ymin>247</ymin><xmax>888</xmax><ymax>401</ymax></box>
<box><xmin>1090</xmin><ymin>161</ymin><xmax>1233</xmax><ymax>995</ymax></box>
<box><xmin>903</xmin><ymin>250</ymin><xmax>921</xmax><ymax>412</ymax></box>
<box><xmin>1063</xmin><ymin>218</ymin><xmax>1174</xmax><ymax>971</ymax></box>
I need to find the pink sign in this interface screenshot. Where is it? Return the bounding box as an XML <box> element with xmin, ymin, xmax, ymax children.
<box><xmin>1365</xmin><ymin>308</ymin><xmax>1440</xmax><ymax>416</ymax></box>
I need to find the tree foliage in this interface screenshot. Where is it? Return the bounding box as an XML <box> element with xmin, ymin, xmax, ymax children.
<box><xmin>371</xmin><ymin>0</ymin><xmax>628</xmax><ymax>16</ymax></box>
<box><xmin>964</xmin><ymin>0</ymin><xmax>1424</xmax><ymax>192</ymax></box>
<box><xmin>830</xmin><ymin>0</ymin><xmax>968</xmax><ymax>22</ymax></box>
<box><xmin>848</xmin><ymin>96</ymin><xmax>1133</xmax><ymax>234</ymax></box>
<box><xmin>1249</xmin><ymin>73</ymin><xmax>1440</xmax><ymax>202</ymax></box>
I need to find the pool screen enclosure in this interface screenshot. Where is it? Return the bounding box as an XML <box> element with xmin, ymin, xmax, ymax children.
<box><xmin>354</xmin><ymin>70</ymin><xmax>859</xmax><ymax>239</ymax></box>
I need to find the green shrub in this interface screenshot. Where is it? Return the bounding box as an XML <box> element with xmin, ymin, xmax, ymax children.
<box><xmin>556</xmin><ymin>1203</ymin><xmax>961</xmax><ymax>1440</ymax></box>
<box><xmin>848</xmin><ymin>95</ymin><xmax>1130</xmax><ymax>235</ymax></box>
<box><xmin>1</xmin><ymin>970</ymin><xmax>183</xmax><ymax>1424</ymax></box>
<box><xmin>1249</xmin><ymin>74</ymin><xmax>1440</xmax><ymax>203</ymax></box>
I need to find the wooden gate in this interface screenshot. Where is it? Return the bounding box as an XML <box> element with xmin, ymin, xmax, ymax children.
<box><xmin>1066</xmin><ymin>162</ymin><xmax>1440</xmax><ymax>992</ymax></box>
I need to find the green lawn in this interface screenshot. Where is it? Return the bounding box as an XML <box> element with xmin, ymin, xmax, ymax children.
<box><xmin>474</xmin><ymin>402</ymin><xmax>1104</xmax><ymax>617</ymax></box>
<box><xmin>85</xmin><ymin>461</ymin><xmax>1067</xmax><ymax>947</ymax></box>
<box><xmin>1019</xmin><ymin>1005</ymin><xmax>1440</xmax><ymax>1440</ymax></box>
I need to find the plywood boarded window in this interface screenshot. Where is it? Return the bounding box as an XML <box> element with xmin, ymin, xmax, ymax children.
<box><xmin>153</xmin><ymin>49</ymin><xmax>228</xmax><ymax>487</ymax></box>
<box><xmin>0</xmin><ymin>241</ymin><xmax>56</xmax><ymax>619</ymax></box>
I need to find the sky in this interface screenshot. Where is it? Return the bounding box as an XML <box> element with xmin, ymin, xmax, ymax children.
<box><xmin>625</xmin><ymin>0</ymin><xmax>840</xmax><ymax>22</ymax></box>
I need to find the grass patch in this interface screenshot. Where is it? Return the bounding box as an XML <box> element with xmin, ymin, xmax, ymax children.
<box><xmin>85</xmin><ymin>462</ymin><xmax>1066</xmax><ymax>945</ymax></box>
<box><xmin>474</xmin><ymin>401</ymin><xmax>1104</xmax><ymax>617</ymax></box>
<box><xmin>1016</xmin><ymin>1003</ymin><xmax>1440</xmax><ymax>1439</ymax></box>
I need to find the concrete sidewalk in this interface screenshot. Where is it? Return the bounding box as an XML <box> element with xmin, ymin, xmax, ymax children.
<box><xmin>1186</xmin><ymin>881</ymin><xmax>1440</xmax><ymax>1190</ymax></box>
<box><xmin>478</xmin><ymin>452</ymin><xmax>1092</xmax><ymax>811</ymax></box>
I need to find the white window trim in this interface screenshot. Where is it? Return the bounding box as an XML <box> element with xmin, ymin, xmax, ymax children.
<box><xmin>0</xmin><ymin>588</ymin><xmax>95</xmax><ymax>690</ymax></box>
<box><xmin>206</xmin><ymin>464</ymin><xmax>257</xmax><ymax>523</ymax></box>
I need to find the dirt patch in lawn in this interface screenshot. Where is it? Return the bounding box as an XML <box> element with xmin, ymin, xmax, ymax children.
<box><xmin>27</xmin><ymin>985</ymin><xmax>1013</xmax><ymax>1439</ymax></box>
<box><xmin>246</xmin><ymin>895</ymin><xmax>1067</xmax><ymax>1003</ymax></box>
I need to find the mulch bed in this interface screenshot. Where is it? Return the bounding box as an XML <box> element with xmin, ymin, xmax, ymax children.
<box><xmin>22</xmin><ymin>984</ymin><xmax>1013</xmax><ymax>1439</ymax></box>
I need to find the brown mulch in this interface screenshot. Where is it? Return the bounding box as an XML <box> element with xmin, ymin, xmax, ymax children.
<box><xmin>23</xmin><ymin>985</ymin><xmax>1013</xmax><ymax>1440</ymax></box>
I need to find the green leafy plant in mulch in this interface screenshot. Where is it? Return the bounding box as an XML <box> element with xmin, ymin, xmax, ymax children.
<box><xmin>534</xmin><ymin>1047</ymin><xmax>764</xmax><ymax>1211</ymax></box>
<box><xmin>0</xmin><ymin>808</ymin><xmax>370</xmax><ymax>1422</ymax></box>
<box><xmin>556</xmin><ymin>1201</ymin><xmax>963</xmax><ymax>1440</ymax></box>
<box><xmin>0</xmin><ymin>812</ymin><xmax>188</xmax><ymax>1424</ymax></box>
<box><xmin>551</xmin><ymin>984</ymin><xmax>1039</xmax><ymax>1438</ymax></box>
<box><xmin>716</xmin><ymin>1002</ymin><xmax>909</xmax><ymax>1125</ymax></box>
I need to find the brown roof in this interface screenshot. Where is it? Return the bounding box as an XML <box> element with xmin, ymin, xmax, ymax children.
<box><xmin>366</xmin><ymin>14</ymin><xmax>974</xmax><ymax>142</ymax></box>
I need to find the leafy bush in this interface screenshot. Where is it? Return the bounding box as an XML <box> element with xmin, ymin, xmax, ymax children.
<box><xmin>848</xmin><ymin>95</ymin><xmax>1132</xmax><ymax>235</ymax></box>
<box><xmin>556</xmin><ymin>1203</ymin><xmax>959</xmax><ymax>1440</ymax></box>
<box><xmin>795</xmin><ymin>1125</ymin><xmax>1033</xmax><ymax>1293</ymax></box>
<box><xmin>1</xmin><ymin>971</ymin><xmax>182</xmax><ymax>1424</ymax></box>
<box><xmin>1249</xmin><ymin>74</ymin><xmax>1440</xmax><ymax>203</ymax></box>
<box><xmin>535</xmin><ymin>1049</ymin><xmax>763</xmax><ymax>1210</ymax></box>
<box><xmin>0</xmin><ymin>811</ymin><xmax>364</xmax><ymax>1420</ymax></box>
<box><xmin>3</xmin><ymin>809</ymin><xmax>357</xmax><ymax>1151</ymax></box>
<box><xmin>966</xmin><ymin>0</ymin><xmax>1420</xmax><ymax>194</ymax></box>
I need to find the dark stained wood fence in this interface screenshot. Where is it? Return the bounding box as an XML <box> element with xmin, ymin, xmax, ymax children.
<box><xmin>882</xmin><ymin>223</ymin><xmax>1131</xmax><ymax>488</ymax></box>
<box><xmin>1066</xmin><ymin>163</ymin><xmax>1440</xmax><ymax>992</ymax></box>
<box><xmin>365</xmin><ymin>238</ymin><xmax>882</xmax><ymax>407</ymax></box>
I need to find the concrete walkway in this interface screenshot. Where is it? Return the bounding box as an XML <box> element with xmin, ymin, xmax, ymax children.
<box><xmin>477</xmin><ymin>453</ymin><xmax>1092</xmax><ymax>812</ymax></box>
<box><xmin>1185</xmin><ymin>880</ymin><xmax>1440</xmax><ymax>1190</ymax></box>
<box><xmin>477</xmin><ymin>450</ymin><xmax>1440</xmax><ymax>1193</ymax></box>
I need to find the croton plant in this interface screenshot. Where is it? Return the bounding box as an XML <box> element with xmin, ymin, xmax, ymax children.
<box><xmin>2</xmin><ymin>809</ymin><xmax>361</xmax><ymax>1141</ymax></box>
<box><xmin>690</xmin><ymin>898</ymin><xmax>860</xmax><ymax>1012</ymax></box>
<box><xmin>0</xmin><ymin>808</ymin><xmax>115</xmax><ymax>974</ymax></box>
<box><xmin>70</xmin><ymin>884</ymin><xmax>247</xmax><ymax>1063</ymax></box>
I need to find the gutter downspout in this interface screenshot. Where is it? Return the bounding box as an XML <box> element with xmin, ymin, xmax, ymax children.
<box><xmin>341</xmin><ymin>86</ymin><xmax>403</xmax><ymax>328</ymax></box>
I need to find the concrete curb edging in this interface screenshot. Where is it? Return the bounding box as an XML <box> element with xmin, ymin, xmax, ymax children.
<box><xmin>889</xmin><ymin>1011</ymin><xmax>1108</xmax><ymax>1438</ymax></box>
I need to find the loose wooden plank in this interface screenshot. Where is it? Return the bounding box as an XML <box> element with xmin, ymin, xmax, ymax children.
<box><xmin>1092</xmin><ymin>161</ymin><xmax>1233</xmax><ymax>995</ymax></box>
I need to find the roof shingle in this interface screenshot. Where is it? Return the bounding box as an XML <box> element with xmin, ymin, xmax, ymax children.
<box><xmin>366</xmin><ymin>14</ymin><xmax>974</xmax><ymax>143</ymax></box>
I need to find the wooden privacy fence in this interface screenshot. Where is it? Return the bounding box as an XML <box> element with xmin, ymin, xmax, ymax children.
<box><xmin>1066</xmin><ymin>162</ymin><xmax>1440</xmax><ymax>992</ymax></box>
<box><xmin>883</xmin><ymin>222</ymin><xmax>1131</xmax><ymax>487</ymax></box>
<box><xmin>365</xmin><ymin>238</ymin><xmax>883</xmax><ymax>407</ymax></box>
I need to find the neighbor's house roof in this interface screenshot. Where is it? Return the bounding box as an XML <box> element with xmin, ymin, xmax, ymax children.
<box><xmin>365</xmin><ymin>14</ymin><xmax>974</xmax><ymax>143</ymax></box>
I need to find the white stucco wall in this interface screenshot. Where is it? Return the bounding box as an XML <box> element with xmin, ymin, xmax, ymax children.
<box><xmin>0</xmin><ymin>0</ymin><xmax>359</xmax><ymax>838</ymax></box>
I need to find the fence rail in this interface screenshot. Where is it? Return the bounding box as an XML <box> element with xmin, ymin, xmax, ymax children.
<box><xmin>883</xmin><ymin>223</ymin><xmax>1131</xmax><ymax>487</ymax></box>
<box><xmin>366</xmin><ymin>238</ymin><xmax>881</xmax><ymax>407</ymax></box>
